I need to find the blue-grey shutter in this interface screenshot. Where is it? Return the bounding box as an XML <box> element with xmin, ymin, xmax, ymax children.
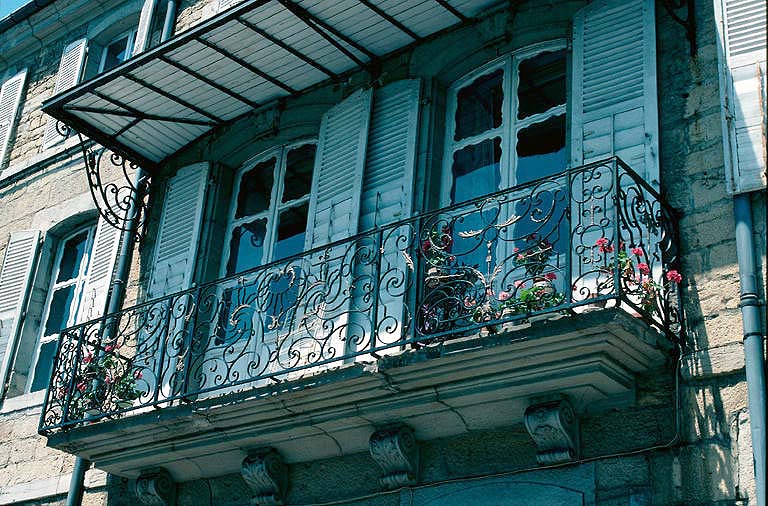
<box><xmin>0</xmin><ymin>70</ymin><xmax>27</xmax><ymax>173</ymax></box>
<box><xmin>571</xmin><ymin>0</ymin><xmax>659</xmax><ymax>186</ymax></box>
<box><xmin>133</xmin><ymin>0</ymin><xmax>157</xmax><ymax>56</ymax></box>
<box><xmin>716</xmin><ymin>0</ymin><xmax>767</xmax><ymax>194</ymax></box>
<box><xmin>0</xmin><ymin>230</ymin><xmax>41</xmax><ymax>397</ymax></box>
<box><xmin>76</xmin><ymin>216</ymin><xmax>120</xmax><ymax>323</ymax></box>
<box><xmin>43</xmin><ymin>39</ymin><xmax>88</xmax><ymax>148</ymax></box>
<box><xmin>148</xmin><ymin>163</ymin><xmax>209</xmax><ymax>299</ymax></box>
<box><xmin>218</xmin><ymin>0</ymin><xmax>244</xmax><ymax>12</ymax></box>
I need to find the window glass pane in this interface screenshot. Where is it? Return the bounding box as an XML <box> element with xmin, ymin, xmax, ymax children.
<box><xmin>283</xmin><ymin>144</ymin><xmax>316</xmax><ymax>202</ymax></box>
<box><xmin>31</xmin><ymin>341</ymin><xmax>58</xmax><ymax>392</ymax></box>
<box><xmin>102</xmin><ymin>35</ymin><xmax>131</xmax><ymax>72</ymax></box>
<box><xmin>517</xmin><ymin>49</ymin><xmax>567</xmax><ymax>119</ymax></box>
<box><xmin>56</xmin><ymin>232</ymin><xmax>89</xmax><ymax>283</ymax></box>
<box><xmin>44</xmin><ymin>285</ymin><xmax>76</xmax><ymax>337</ymax></box>
<box><xmin>454</xmin><ymin>69</ymin><xmax>504</xmax><ymax>141</ymax></box>
<box><xmin>515</xmin><ymin>115</ymin><xmax>566</xmax><ymax>184</ymax></box>
<box><xmin>274</xmin><ymin>204</ymin><xmax>309</xmax><ymax>261</ymax></box>
<box><xmin>236</xmin><ymin>158</ymin><xmax>275</xmax><ymax>218</ymax></box>
<box><xmin>450</xmin><ymin>137</ymin><xmax>502</xmax><ymax>204</ymax></box>
<box><xmin>226</xmin><ymin>218</ymin><xmax>267</xmax><ymax>275</ymax></box>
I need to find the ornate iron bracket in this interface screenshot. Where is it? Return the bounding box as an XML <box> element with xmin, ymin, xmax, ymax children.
<box><xmin>55</xmin><ymin>120</ymin><xmax>151</xmax><ymax>241</ymax></box>
<box><xmin>132</xmin><ymin>468</ymin><xmax>177</xmax><ymax>506</ymax></box>
<box><xmin>523</xmin><ymin>397</ymin><xmax>579</xmax><ymax>464</ymax></box>
<box><xmin>659</xmin><ymin>0</ymin><xmax>696</xmax><ymax>57</ymax></box>
<box><xmin>241</xmin><ymin>448</ymin><xmax>288</xmax><ymax>506</ymax></box>
<box><xmin>369</xmin><ymin>424</ymin><xmax>419</xmax><ymax>489</ymax></box>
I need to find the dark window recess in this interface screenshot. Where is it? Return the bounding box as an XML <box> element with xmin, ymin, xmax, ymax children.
<box><xmin>236</xmin><ymin>158</ymin><xmax>275</xmax><ymax>218</ymax></box>
<box><xmin>31</xmin><ymin>341</ymin><xmax>58</xmax><ymax>392</ymax></box>
<box><xmin>57</xmin><ymin>232</ymin><xmax>88</xmax><ymax>283</ymax></box>
<box><xmin>227</xmin><ymin>218</ymin><xmax>267</xmax><ymax>276</ymax></box>
<box><xmin>43</xmin><ymin>285</ymin><xmax>76</xmax><ymax>336</ymax></box>
<box><xmin>516</xmin><ymin>115</ymin><xmax>566</xmax><ymax>184</ymax></box>
<box><xmin>274</xmin><ymin>204</ymin><xmax>309</xmax><ymax>261</ymax></box>
<box><xmin>454</xmin><ymin>69</ymin><xmax>504</xmax><ymax>141</ymax></box>
<box><xmin>517</xmin><ymin>49</ymin><xmax>567</xmax><ymax>120</ymax></box>
<box><xmin>283</xmin><ymin>145</ymin><xmax>315</xmax><ymax>203</ymax></box>
<box><xmin>451</xmin><ymin>137</ymin><xmax>502</xmax><ymax>204</ymax></box>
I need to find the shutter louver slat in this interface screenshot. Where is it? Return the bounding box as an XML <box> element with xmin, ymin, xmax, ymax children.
<box><xmin>77</xmin><ymin>217</ymin><xmax>120</xmax><ymax>323</ymax></box>
<box><xmin>0</xmin><ymin>230</ymin><xmax>41</xmax><ymax>397</ymax></box>
<box><xmin>718</xmin><ymin>0</ymin><xmax>767</xmax><ymax>193</ymax></box>
<box><xmin>43</xmin><ymin>39</ymin><xmax>87</xmax><ymax>149</ymax></box>
<box><xmin>0</xmin><ymin>70</ymin><xmax>27</xmax><ymax>173</ymax></box>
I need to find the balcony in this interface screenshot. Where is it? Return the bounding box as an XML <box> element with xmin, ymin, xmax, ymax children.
<box><xmin>39</xmin><ymin>158</ymin><xmax>681</xmax><ymax>478</ymax></box>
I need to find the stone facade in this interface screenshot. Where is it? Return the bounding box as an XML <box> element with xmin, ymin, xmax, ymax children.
<box><xmin>0</xmin><ymin>0</ymin><xmax>765</xmax><ymax>505</ymax></box>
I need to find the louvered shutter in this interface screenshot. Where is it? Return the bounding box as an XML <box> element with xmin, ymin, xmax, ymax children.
<box><xmin>305</xmin><ymin>89</ymin><xmax>372</xmax><ymax>249</ymax></box>
<box><xmin>133</xmin><ymin>0</ymin><xmax>157</xmax><ymax>56</ymax></box>
<box><xmin>716</xmin><ymin>0</ymin><xmax>767</xmax><ymax>194</ymax></box>
<box><xmin>76</xmin><ymin>216</ymin><xmax>120</xmax><ymax>323</ymax></box>
<box><xmin>571</xmin><ymin>0</ymin><xmax>659</xmax><ymax>186</ymax></box>
<box><xmin>147</xmin><ymin>163</ymin><xmax>209</xmax><ymax>298</ymax></box>
<box><xmin>0</xmin><ymin>230</ymin><xmax>41</xmax><ymax>396</ymax></box>
<box><xmin>0</xmin><ymin>70</ymin><xmax>27</xmax><ymax>173</ymax></box>
<box><xmin>218</xmin><ymin>0</ymin><xmax>244</xmax><ymax>12</ymax></box>
<box><xmin>43</xmin><ymin>39</ymin><xmax>87</xmax><ymax>149</ymax></box>
<box><xmin>356</xmin><ymin>80</ymin><xmax>420</xmax><ymax>347</ymax></box>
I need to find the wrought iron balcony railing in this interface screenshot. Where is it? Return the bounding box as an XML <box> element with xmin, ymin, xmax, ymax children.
<box><xmin>39</xmin><ymin>158</ymin><xmax>682</xmax><ymax>434</ymax></box>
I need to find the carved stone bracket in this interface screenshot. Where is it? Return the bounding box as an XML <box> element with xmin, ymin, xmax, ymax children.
<box><xmin>369</xmin><ymin>424</ymin><xmax>419</xmax><ymax>489</ymax></box>
<box><xmin>524</xmin><ymin>398</ymin><xmax>579</xmax><ymax>465</ymax></box>
<box><xmin>241</xmin><ymin>448</ymin><xmax>288</xmax><ymax>506</ymax></box>
<box><xmin>132</xmin><ymin>468</ymin><xmax>176</xmax><ymax>506</ymax></box>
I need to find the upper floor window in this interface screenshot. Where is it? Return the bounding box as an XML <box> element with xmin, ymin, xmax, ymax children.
<box><xmin>443</xmin><ymin>44</ymin><xmax>567</xmax><ymax>205</ymax></box>
<box><xmin>29</xmin><ymin>225</ymin><xmax>96</xmax><ymax>393</ymax></box>
<box><xmin>99</xmin><ymin>30</ymin><xmax>137</xmax><ymax>73</ymax></box>
<box><xmin>224</xmin><ymin>141</ymin><xmax>317</xmax><ymax>276</ymax></box>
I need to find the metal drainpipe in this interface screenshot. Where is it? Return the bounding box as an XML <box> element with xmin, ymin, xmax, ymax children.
<box><xmin>733</xmin><ymin>193</ymin><xmax>766</xmax><ymax>506</ymax></box>
<box><xmin>161</xmin><ymin>0</ymin><xmax>177</xmax><ymax>41</ymax></box>
<box><xmin>65</xmin><ymin>169</ymin><xmax>147</xmax><ymax>506</ymax></box>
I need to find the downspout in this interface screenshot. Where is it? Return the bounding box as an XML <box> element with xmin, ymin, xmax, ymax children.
<box><xmin>161</xmin><ymin>0</ymin><xmax>177</xmax><ymax>41</ymax></box>
<box><xmin>65</xmin><ymin>169</ymin><xmax>147</xmax><ymax>506</ymax></box>
<box><xmin>734</xmin><ymin>194</ymin><xmax>766</xmax><ymax>506</ymax></box>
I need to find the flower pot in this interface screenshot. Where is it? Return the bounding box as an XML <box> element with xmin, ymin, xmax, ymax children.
<box><xmin>84</xmin><ymin>408</ymin><xmax>101</xmax><ymax>417</ymax></box>
<box><xmin>533</xmin><ymin>278</ymin><xmax>555</xmax><ymax>296</ymax></box>
<box><xmin>116</xmin><ymin>400</ymin><xmax>134</xmax><ymax>410</ymax></box>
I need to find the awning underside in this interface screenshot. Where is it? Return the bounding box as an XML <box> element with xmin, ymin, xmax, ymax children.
<box><xmin>42</xmin><ymin>0</ymin><xmax>499</xmax><ymax>169</ymax></box>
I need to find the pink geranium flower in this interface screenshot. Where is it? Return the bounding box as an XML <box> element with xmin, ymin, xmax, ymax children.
<box><xmin>133</xmin><ymin>370</ymin><xmax>143</xmax><ymax>380</ymax></box>
<box><xmin>544</xmin><ymin>272</ymin><xmax>557</xmax><ymax>280</ymax></box>
<box><xmin>665</xmin><ymin>270</ymin><xmax>682</xmax><ymax>284</ymax></box>
<box><xmin>104</xmin><ymin>344</ymin><xmax>114</xmax><ymax>353</ymax></box>
<box><xmin>82</xmin><ymin>353</ymin><xmax>93</xmax><ymax>364</ymax></box>
<box><xmin>630</xmin><ymin>247</ymin><xmax>643</xmax><ymax>257</ymax></box>
<box><xmin>498</xmin><ymin>291</ymin><xmax>511</xmax><ymax>301</ymax></box>
<box><xmin>595</xmin><ymin>237</ymin><xmax>614</xmax><ymax>253</ymax></box>
<box><xmin>514</xmin><ymin>279</ymin><xmax>526</xmax><ymax>288</ymax></box>
<box><xmin>637</xmin><ymin>262</ymin><xmax>650</xmax><ymax>275</ymax></box>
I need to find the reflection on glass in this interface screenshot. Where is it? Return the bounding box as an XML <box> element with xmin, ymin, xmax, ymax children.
<box><xmin>274</xmin><ymin>204</ymin><xmax>309</xmax><ymax>261</ymax></box>
<box><xmin>283</xmin><ymin>145</ymin><xmax>315</xmax><ymax>202</ymax></box>
<box><xmin>44</xmin><ymin>285</ymin><xmax>76</xmax><ymax>336</ymax></box>
<box><xmin>227</xmin><ymin>218</ymin><xmax>267</xmax><ymax>275</ymax></box>
<box><xmin>516</xmin><ymin>115</ymin><xmax>566</xmax><ymax>184</ymax></box>
<box><xmin>102</xmin><ymin>35</ymin><xmax>132</xmax><ymax>72</ymax></box>
<box><xmin>454</xmin><ymin>69</ymin><xmax>504</xmax><ymax>141</ymax></box>
<box><xmin>57</xmin><ymin>232</ymin><xmax>88</xmax><ymax>283</ymax></box>
<box><xmin>451</xmin><ymin>137</ymin><xmax>502</xmax><ymax>204</ymax></box>
<box><xmin>517</xmin><ymin>49</ymin><xmax>567</xmax><ymax>120</ymax></box>
<box><xmin>31</xmin><ymin>341</ymin><xmax>57</xmax><ymax>392</ymax></box>
<box><xmin>236</xmin><ymin>159</ymin><xmax>275</xmax><ymax>218</ymax></box>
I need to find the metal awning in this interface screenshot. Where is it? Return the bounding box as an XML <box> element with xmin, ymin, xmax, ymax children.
<box><xmin>42</xmin><ymin>0</ymin><xmax>499</xmax><ymax>170</ymax></box>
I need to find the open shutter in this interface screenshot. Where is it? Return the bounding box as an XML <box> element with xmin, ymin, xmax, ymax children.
<box><xmin>76</xmin><ymin>216</ymin><xmax>120</xmax><ymax>323</ymax></box>
<box><xmin>0</xmin><ymin>230</ymin><xmax>41</xmax><ymax>396</ymax></box>
<box><xmin>148</xmin><ymin>163</ymin><xmax>209</xmax><ymax>298</ymax></box>
<box><xmin>356</xmin><ymin>80</ymin><xmax>420</xmax><ymax>348</ymax></box>
<box><xmin>571</xmin><ymin>0</ymin><xmax>659</xmax><ymax>185</ymax></box>
<box><xmin>133</xmin><ymin>0</ymin><xmax>158</xmax><ymax>56</ymax></box>
<box><xmin>716</xmin><ymin>0</ymin><xmax>767</xmax><ymax>194</ymax></box>
<box><xmin>0</xmin><ymin>70</ymin><xmax>27</xmax><ymax>173</ymax></box>
<box><xmin>218</xmin><ymin>0</ymin><xmax>244</xmax><ymax>12</ymax></box>
<box><xmin>43</xmin><ymin>39</ymin><xmax>87</xmax><ymax>149</ymax></box>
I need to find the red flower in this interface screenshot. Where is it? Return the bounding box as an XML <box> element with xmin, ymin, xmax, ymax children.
<box><xmin>544</xmin><ymin>272</ymin><xmax>557</xmax><ymax>280</ymax></box>
<box><xmin>77</xmin><ymin>382</ymin><xmax>87</xmax><ymax>393</ymax></box>
<box><xmin>514</xmin><ymin>280</ymin><xmax>526</xmax><ymax>288</ymax></box>
<box><xmin>421</xmin><ymin>240</ymin><xmax>432</xmax><ymax>252</ymax></box>
<box><xmin>595</xmin><ymin>237</ymin><xmax>614</xmax><ymax>253</ymax></box>
<box><xmin>513</xmin><ymin>247</ymin><xmax>520</xmax><ymax>252</ymax></box>
<box><xmin>498</xmin><ymin>291</ymin><xmax>511</xmax><ymax>301</ymax></box>
<box><xmin>104</xmin><ymin>345</ymin><xmax>114</xmax><ymax>353</ymax></box>
<box><xmin>133</xmin><ymin>370</ymin><xmax>143</xmax><ymax>380</ymax></box>
<box><xmin>637</xmin><ymin>262</ymin><xmax>650</xmax><ymax>275</ymax></box>
<box><xmin>83</xmin><ymin>353</ymin><xmax>93</xmax><ymax>364</ymax></box>
<box><xmin>630</xmin><ymin>247</ymin><xmax>643</xmax><ymax>257</ymax></box>
<box><xmin>665</xmin><ymin>270</ymin><xmax>682</xmax><ymax>284</ymax></box>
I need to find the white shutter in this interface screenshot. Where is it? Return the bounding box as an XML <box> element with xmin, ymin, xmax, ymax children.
<box><xmin>43</xmin><ymin>38</ymin><xmax>87</xmax><ymax>149</ymax></box>
<box><xmin>571</xmin><ymin>0</ymin><xmax>659</xmax><ymax>186</ymax></box>
<box><xmin>76</xmin><ymin>216</ymin><xmax>120</xmax><ymax>323</ymax></box>
<box><xmin>218</xmin><ymin>0</ymin><xmax>244</xmax><ymax>12</ymax></box>
<box><xmin>305</xmin><ymin>89</ymin><xmax>373</xmax><ymax>249</ymax></box>
<box><xmin>148</xmin><ymin>163</ymin><xmax>209</xmax><ymax>298</ymax></box>
<box><xmin>133</xmin><ymin>0</ymin><xmax>157</xmax><ymax>56</ymax></box>
<box><xmin>0</xmin><ymin>230</ymin><xmax>41</xmax><ymax>396</ymax></box>
<box><xmin>0</xmin><ymin>70</ymin><xmax>27</xmax><ymax>173</ymax></box>
<box><xmin>716</xmin><ymin>0</ymin><xmax>767</xmax><ymax>194</ymax></box>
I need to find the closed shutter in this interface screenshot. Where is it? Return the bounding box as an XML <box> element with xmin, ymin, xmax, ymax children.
<box><xmin>0</xmin><ymin>230</ymin><xmax>41</xmax><ymax>396</ymax></box>
<box><xmin>148</xmin><ymin>163</ymin><xmax>209</xmax><ymax>298</ymax></box>
<box><xmin>43</xmin><ymin>39</ymin><xmax>87</xmax><ymax>149</ymax></box>
<box><xmin>357</xmin><ymin>80</ymin><xmax>420</xmax><ymax>347</ymax></box>
<box><xmin>305</xmin><ymin>89</ymin><xmax>373</xmax><ymax>249</ymax></box>
<box><xmin>716</xmin><ymin>0</ymin><xmax>767</xmax><ymax>194</ymax></box>
<box><xmin>0</xmin><ymin>70</ymin><xmax>27</xmax><ymax>173</ymax></box>
<box><xmin>218</xmin><ymin>0</ymin><xmax>244</xmax><ymax>12</ymax></box>
<box><xmin>571</xmin><ymin>0</ymin><xmax>659</xmax><ymax>186</ymax></box>
<box><xmin>133</xmin><ymin>0</ymin><xmax>157</xmax><ymax>56</ymax></box>
<box><xmin>76</xmin><ymin>216</ymin><xmax>120</xmax><ymax>323</ymax></box>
